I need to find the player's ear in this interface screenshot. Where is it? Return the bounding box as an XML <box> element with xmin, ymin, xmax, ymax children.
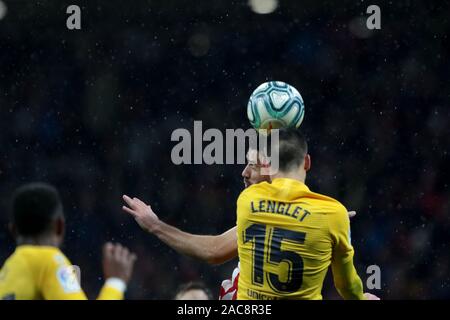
<box><xmin>304</xmin><ymin>154</ymin><xmax>311</xmax><ymax>172</ymax></box>
<box><xmin>55</xmin><ymin>217</ymin><xmax>65</xmax><ymax>237</ymax></box>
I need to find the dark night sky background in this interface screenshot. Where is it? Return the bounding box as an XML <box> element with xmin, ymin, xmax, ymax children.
<box><xmin>0</xmin><ymin>0</ymin><xmax>449</xmax><ymax>299</ymax></box>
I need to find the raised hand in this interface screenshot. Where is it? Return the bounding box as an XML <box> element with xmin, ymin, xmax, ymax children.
<box><xmin>102</xmin><ymin>242</ymin><xmax>137</xmax><ymax>284</ymax></box>
<box><xmin>122</xmin><ymin>195</ymin><xmax>160</xmax><ymax>233</ymax></box>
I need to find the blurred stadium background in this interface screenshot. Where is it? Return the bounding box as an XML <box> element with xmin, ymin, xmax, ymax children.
<box><xmin>0</xmin><ymin>0</ymin><xmax>449</xmax><ymax>299</ymax></box>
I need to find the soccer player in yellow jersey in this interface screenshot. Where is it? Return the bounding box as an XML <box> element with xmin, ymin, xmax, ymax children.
<box><xmin>0</xmin><ymin>182</ymin><xmax>137</xmax><ymax>300</ymax></box>
<box><xmin>121</xmin><ymin>143</ymin><xmax>379</xmax><ymax>300</ymax></box>
<box><xmin>236</xmin><ymin>129</ymin><xmax>372</xmax><ymax>300</ymax></box>
<box><xmin>121</xmin><ymin>147</ymin><xmax>357</xmax><ymax>267</ymax></box>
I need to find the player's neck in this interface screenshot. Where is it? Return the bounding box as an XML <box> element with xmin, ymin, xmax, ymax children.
<box><xmin>16</xmin><ymin>235</ymin><xmax>60</xmax><ymax>248</ymax></box>
<box><xmin>272</xmin><ymin>170</ymin><xmax>306</xmax><ymax>184</ymax></box>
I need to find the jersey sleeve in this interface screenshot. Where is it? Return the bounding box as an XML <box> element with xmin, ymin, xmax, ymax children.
<box><xmin>328</xmin><ymin>204</ymin><xmax>354</xmax><ymax>263</ymax></box>
<box><xmin>37</xmin><ymin>251</ymin><xmax>125</xmax><ymax>300</ymax></box>
<box><xmin>328</xmin><ymin>205</ymin><xmax>364</xmax><ymax>300</ymax></box>
<box><xmin>96</xmin><ymin>279</ymin><xmax>125</xmax><ymax>300</ymax></box>
<box><xmin>38</xmin><ymin>252</ymin><xmax>87</xmax><ymax>300</ymax></box>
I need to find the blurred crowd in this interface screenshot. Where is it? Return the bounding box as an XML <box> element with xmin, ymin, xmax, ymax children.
<box><xmin>0</xmin><ymin>1</ymin><xmax>449</xmax><ymax>299</ymax></box>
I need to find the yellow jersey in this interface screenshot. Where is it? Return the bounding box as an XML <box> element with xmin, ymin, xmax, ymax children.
<box><xmin>0</xmin><ymin>245</ymin><xmax>123</xmax><ymax>300</ymax></box>
<box><xmin>236</xmin><ymin>178</ymin><xmax>364</xmax><ymax>300</ymax></box>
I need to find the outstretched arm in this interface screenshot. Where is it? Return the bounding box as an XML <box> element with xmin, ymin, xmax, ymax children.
<box><xmin>122</xmin><ymin>195</ymin><xmax>238</xmax><ymax>265</ymax></box>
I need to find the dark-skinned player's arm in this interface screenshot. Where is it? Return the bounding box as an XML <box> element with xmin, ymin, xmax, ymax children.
<box><xmin>122</xmin><ymin>195</ymin><xmax>237</xmax><ymax>265</ymax></box>
<box><xmin>39</xmin><ymin>243</ymin><xmax>136</xmax><ymax>300</ymax></box>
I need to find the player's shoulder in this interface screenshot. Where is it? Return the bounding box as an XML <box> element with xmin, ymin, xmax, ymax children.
<box><xmin>238</xmin><ymin>181</ymin><xmax>272</xmax><ymax>201</ymax></box>
<box><xmin>17</xmin><ymin>245</ymin><xmax>71</xmax><ymax>268</ymax></box>
<box><xmin>18</xmin><ymin>246</ymin><xmax>82</xmax><ymax>296</ymax></box>
<box><xmin>309</xmin><ymin>189</ymin><xmax>348</xmax><ymax>216</ymax></box>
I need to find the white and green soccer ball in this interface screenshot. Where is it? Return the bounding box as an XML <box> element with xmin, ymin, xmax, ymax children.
<box><xmin>247</xmin><ymin>81</ymin><xmax>305</xmax><ymax>130</ymax></box>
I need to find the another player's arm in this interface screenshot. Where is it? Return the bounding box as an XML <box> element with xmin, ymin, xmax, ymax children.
<box><xmin>122</xmin><ymin>195</ymin><xmax>237</xmax><ymax>265</ymax></box>
<box><xmin>98</xmin><ymin>242</ymin><xmax>137</xmax><ymax>300</ymax></box>
<box><xmin>39</xmin><ymin>243</ymin><xmax>136</xmax><ymax>300</ymax></box>
<box><xmin>151</xmin><ymin>223</ymin><xmax>236</xmax><ymax>265</ymax></box>
<box><xmin>329</xmin><ymin>207</ymin><xmax>365</xmax><ymax>300</ymax></box>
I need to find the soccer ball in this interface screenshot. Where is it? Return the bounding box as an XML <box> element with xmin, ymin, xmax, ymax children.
<box><xmin>247</xmin><ymin>81</ymin><xmax>305</xmax><ymax>130</ymax></box>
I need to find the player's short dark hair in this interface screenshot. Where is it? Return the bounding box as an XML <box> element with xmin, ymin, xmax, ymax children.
<box><xmin>174</xmin><ymin>281</ymin><xmax>213</xmax><ymax>300</ymax></box>
<box><xmin>262</xmin><ymin>128</ymin><xmax>308</xmax><ymax>172</ymax></box>
<box><xmin>11</xmin><ymin>182</ymin><xmax>63</xmax><ymax>236</ymax></box>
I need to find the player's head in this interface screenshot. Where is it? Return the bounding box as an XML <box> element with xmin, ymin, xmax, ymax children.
<box><xmin>241</xmin><ymin>148</ymin><xmax>271</xmax><ymax>188</ymax></box>
<box><xmin>242</xmin><ymin>129</ymin><xmax>310</xmax><ymax>186</ymax></box>
<box><xmin>10</xmin><ymin>182</ymin><xmax>65</xmax><ymax>246</ymax></box>
<box><xmin>174</xmin><ymin>281</ymin><xmax>213</xmax><ymax>300</ymax></box>
<box><xmin>272</xmin><ymin>128</ymin><xmax>310</xmax><ymax>177</ymax></box>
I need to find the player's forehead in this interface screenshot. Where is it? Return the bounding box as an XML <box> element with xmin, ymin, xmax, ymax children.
<box><xmin>246</xmin><ymin>148</ymin><xmax>269</xmax><ymax>165</ymax></box>
<box><xmin>246</xmin><ymin>149</ymin><xmax>259</xmax><ymax>163</ymax></box>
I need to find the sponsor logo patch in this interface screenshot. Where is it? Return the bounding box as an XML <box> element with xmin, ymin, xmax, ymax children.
<box><xmin>56</xmin><ymin>265</ymin><xmax>81</xmax><ymax>293</ymax></box>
